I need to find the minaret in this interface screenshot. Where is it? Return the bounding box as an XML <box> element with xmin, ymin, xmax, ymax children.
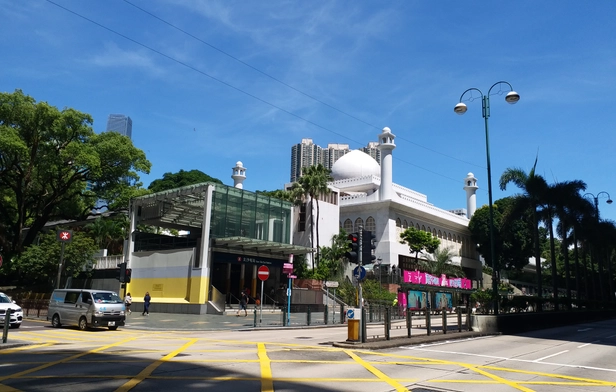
<box><xmin>463</xmin><ymin>172</ymin><xmax>478</xmax><ymax>218</ymax></box>
<box><xmin>232</xmin><ymin>161</ymin><xmax>246</xmax><ymax>189</ymax></box>
<box><xmin>377</xmin><ymin>127</ymin><xmax>396</xmax><ymax>200</ymax></box>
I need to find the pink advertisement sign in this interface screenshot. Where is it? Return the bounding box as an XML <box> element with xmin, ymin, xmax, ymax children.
<box><xmin>403</xmin><ymin>270</ymin><xmax>471</xmax><ymax>290</ymax></box>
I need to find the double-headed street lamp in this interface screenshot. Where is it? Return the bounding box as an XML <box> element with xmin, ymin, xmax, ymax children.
<box><xmin>583</xmin><ymin>191</ymin><xmax>613</xmax><ymax>220</ymax></box>
<box><xmin>454</xmin><ymin>81</ymin><xmax>520</xmax><ymax>315</ymax></box>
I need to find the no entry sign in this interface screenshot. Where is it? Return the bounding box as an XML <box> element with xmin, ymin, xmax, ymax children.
<box><xmin>257</xmin><ymin>265</ymin><xmax>270</xmax><ymax>281</ymax></box>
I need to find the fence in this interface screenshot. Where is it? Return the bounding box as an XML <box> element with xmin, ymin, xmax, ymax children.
<box><xmin>14</xmin><ymin>293</ymin><xmax>50</xmax><ymax>318</ymax></box>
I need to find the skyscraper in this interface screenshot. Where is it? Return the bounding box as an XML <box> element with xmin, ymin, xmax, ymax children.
<box><xmin>290</xmin><ymin>139</ymin><xmax>381</xmax><ymax>182</ymax></box>
<box><xmin>106</xmin><ymin>114</ymin><xmax>132</xmax><ymax>139</ymax></box>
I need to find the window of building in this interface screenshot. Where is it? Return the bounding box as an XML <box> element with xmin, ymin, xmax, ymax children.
<box><xmin>396</xmin><ymin>218</ymin><xmax>401</xmax><ymax>227</ymax></box>
<box><xmin>298</xmin><ymin>204</ymin><xmax>306</xmax><ymax>232</ymax></box>
<box><xmin>402</xmin><ymin>220</ymin><xmax>408</xmax><ymax>228</ymax></box>
<box><xmin>365</xmin><ymin>216</ymin><xmax>376</xmax><ymax>232</ymax></box>
<box><xmin>354</xmin><ymin>218</ymin><xmax>364</xmax><ymax>232</ymax></box>
<box><xmin>343</xmin><ymin>219</ymin><xmax>353</xmax><ymax>233</ymax></box>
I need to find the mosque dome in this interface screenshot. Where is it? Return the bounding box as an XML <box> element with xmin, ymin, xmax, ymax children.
<box><xmin>331</xmin><ymin>150</ymin><xmax>380</xmax><ymax>181</ymax></box>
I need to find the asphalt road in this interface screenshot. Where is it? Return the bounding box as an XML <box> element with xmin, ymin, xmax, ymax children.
<box><xmin>1</xmin><ymin>318</ymin><xmax>615</xmax><ymax>391</ymax></box>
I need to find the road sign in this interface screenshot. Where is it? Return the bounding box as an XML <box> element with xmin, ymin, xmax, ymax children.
<box><xmin>325</xmin><ymin>281</ymin><xmax>339</xmax><ymax>288</ymax></box>
<box><xmin>56</xmin><ymin>229</ymin><xmax>73</xmax><ymax>243</ymax></box>
<box><xmin>346</xmin><ymin>308</ymin><xmax>361</xmax><ymax>320</ymax></box>
<box><xmin>353</xmin><ymin>266</ymin><xmax>366</xmax><ymax>280</ymax></box>
<box><xmin>257</xmin><ymin>265</ymin><xmax>269</xmax><ymax>281</ymax></box>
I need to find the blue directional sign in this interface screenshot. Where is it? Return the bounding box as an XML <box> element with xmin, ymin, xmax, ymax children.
<box><xmin>353</xmin><ymin>266</ymin><xmax>366</xmax><ymax>280</ymax></box>
<box><xmin>346</xmin><ymin>309</ymin><xmax>355</xmax><ymax>319</ymax></box>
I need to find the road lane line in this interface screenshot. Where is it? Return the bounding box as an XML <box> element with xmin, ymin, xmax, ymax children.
<box><xmin>114</xmin><ymin>338</ymin><xmax>197</xmax><ymax>392</ymax></box>
<box><xmin>577</xmin><ymin>328</ymin><xmax>592</xmax><ymax>332</ymax></box>
<box><xmin>533</xmin><ymin>350</ymin><xmax>569</xmax><ymax>362</ymax></box>
<box><xmin>0</xmin><ymin>343</ymin><xmax>54</xmax><ymax>353</ymax></box>
<box><xmin>577</xmin><ymin>340</ymin><xmax>600</xmax><ymax>348</ymax></box>
<box><xmin>344</xmin><ymin>350</ymin><xmax>409</xmax><ymax>392</ymax></box>
<box><xmin>257</xmin><ymin>343</ymin><xmax>273</xmax><ymax>392</ymax></box>
<box><xmin>0</xmin><ymin>336</ymin><xmax>137</xmax><ymax>383</ymax></box>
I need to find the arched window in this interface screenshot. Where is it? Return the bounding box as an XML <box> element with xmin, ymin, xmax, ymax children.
<box><xmin>403</xmin><ymin>220</ymin><xmax>408</xmax><ymax>229</ymax></box>
<box><xmin>354</xmin><ymin>218</ymin><xmax>364</xmax><ymax>232</ymax></box>
<box><xmin>421</xmin><ymin>225</ymin><xmax>426</xmax><ymax>231</ymax></box>
<box><xmin>416</xmin><ymin>223</ymin><xmax>420</xmax><ymax>230</ymax></box>
<box><xmin>457</xmin><ymin>235</ymin><xmax>461</xmax><ymax>243</ymax></box>
<box><xmin>438</xmin><ymin>230</ymin><xmax>442</xmax><ymax>238</ymax></box>
<box><xmin>343</xmin><ymin>219</ymin><xmax>353</xmax><ymax>233</ymax></box>
<box><xmin>432</xmin><ymin>229</ymin><xmax>437</xmax><ymax>236</ymax></box>
<box><xmin>447</xmin><ymin>232</ymin><xmax>452</xmax><ymax>241</ymax></box>
<box><xmin>396</xmin><ymin>218</ymin><xmax>401</xmax><ymax>227</ymax></box>
<box><xmin>365</xmin><ymin>216</ymin><xmax>376</xmax><ymax>232</ymax></box>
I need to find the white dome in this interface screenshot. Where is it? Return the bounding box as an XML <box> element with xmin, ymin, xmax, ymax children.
<box><xmin>331</xmin><ymin>150</ymin><xmax>380</xmax><ymax>181</ymax></box>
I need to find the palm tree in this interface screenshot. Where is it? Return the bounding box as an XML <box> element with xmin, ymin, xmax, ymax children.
<box><xmin>566</xmin><ymin>196</ymin><xmax>595</xmax><ymax>302</ymax></box>
<box><xmin>422</xmin><ymin>247</ymin><xmax>465</xmax><ymax>277</ymax></box>
<box><xmin>499</xmin><ymin>158</ymin><xmax>549</xmax><ymax>310</ymax></box>
<box><xmin>551</xmin><ymin>181</ymin><xmax>587</xmax><ymax>310</ymax></box>
<box><xmin>298</xmin><ymin>164</ymin><xmax>333</xmax><ymax>268</ymax></box>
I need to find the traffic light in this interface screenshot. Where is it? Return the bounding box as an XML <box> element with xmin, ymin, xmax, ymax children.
<box><xmin>118</xmin><ymin>262</ymin><xmax>127</xmax><ymax>283</ymax></box>
<box><xmin>124</xmin><ymin>268</ymin><xmax>132</xmax><ymax>284</ymax></box>
<box><xmin>345</xmin><ymin>233</ymin><xmax>359</xmax><ymax>264</ymax></box>
<box><xmin>362</xmin><ymin>230</ymin><xmax>376</xmax><ymax>265</ymax></box>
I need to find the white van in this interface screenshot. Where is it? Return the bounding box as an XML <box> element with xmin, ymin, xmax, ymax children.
<box><xmin>47</xmin><ymin>289</ymin><xmax>126</xmax><ymax>330</ymax></box>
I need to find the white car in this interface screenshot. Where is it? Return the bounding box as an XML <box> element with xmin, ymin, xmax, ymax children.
<box><xmin>0</xmin><ymin>292</ymin><xmax>23</xmax><ymax>329</ymax></box>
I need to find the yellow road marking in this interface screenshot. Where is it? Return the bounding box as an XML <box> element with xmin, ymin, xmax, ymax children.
<box><xmin>0</xmin><ymin>383</ymin><xmax>23</xmax><ymax>391</ymax></box>
<box><xmin>257</xmin><ymin>343</ymin><xmax>273</xmax><ymax>392</ymax></box>
<box><xmin>344</xmin><ymin>350</ymin><xmax>409</xmax><ymax>392</ymax></box>
<box><xmin>0</xmin><ymin>336</ymin><xmax>137</xmax><ymax>383</ymax></box>
<box><xmin>114</xmin><ymin>338</ymin><xmax>197</xmax><ymax>392</ymax></box>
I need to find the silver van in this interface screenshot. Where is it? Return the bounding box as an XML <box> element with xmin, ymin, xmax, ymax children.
<box><xmin>47</xmin><ymin>289</ymin><xmax>126</xmax><ymax>330</ymax></box>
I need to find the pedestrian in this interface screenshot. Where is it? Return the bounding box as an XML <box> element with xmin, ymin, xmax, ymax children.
<box><xmin>142</xmin><ymin>291</ymin><xmax>151</xmax><ymax>316</ymax></box>
<box><xmin>124</xmin><ymin>292</ymin><xmax>132</xmax><ymax>314</ymax></box>
<box><xmin>236</xmin><ymin>291</ymin><xmax>248</xmax><ymax>317</ymax></box>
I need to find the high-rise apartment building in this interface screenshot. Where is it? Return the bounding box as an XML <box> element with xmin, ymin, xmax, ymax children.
<box><xmin>106</xmin><ymin>114</ymin><xmax>133</xmax><ymax>139</ymax></box>
<box><xmin>290</xmin><ymin>139</ymin><xmax>381</xmax><ymax>182</ymax></box>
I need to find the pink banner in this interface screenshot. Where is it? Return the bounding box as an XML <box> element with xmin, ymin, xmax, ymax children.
<box><xmin>403</xmin><ymin>271</ymin><xmax>471</xmax><ymax>290</ymax></box>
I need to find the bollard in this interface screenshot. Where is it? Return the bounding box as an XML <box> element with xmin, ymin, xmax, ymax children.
<box><xmin>457</xmin><ymin>307</ymin><xmax>462</xmax><ymax>332</ymax></box>
<box><xmin>340</xmin><ymin>305</ymin><xmax>345</xmax><ymax>324</ymax></box>
<box><xmin>425</xmin><ymin>308</ymin><xmax>431</xmax><ymax>336</ymax></box>
<box><xmin>442</xmin><ymin>310</ymin><xmax>447</xmax><ymax>334</ymax></box>
<box><xmin>324</xmin><ymin>305</ymin><xmax>328</xmax><ymax>325</ymax></box>
<box><xmin>307</xmin><ymin>306</ymin><xmax>311</xmax><ymax>326</ymax></box>
<box><xmin>253</xmin><ymin>307</ymin><xmax>257</xmax><ymax>327</ymax></box>
<box><xmin>2</xmin><ymin>309</ymin><xmax>11</xmax><ymax>343</ymax></box>
<box><xmin>406</xmin><ymin>309</ymin><xmax>412</xmax><ymax>338</ymax></box>
<box><xmin>385</xmin><ymin>307</ymin><xmax>391</xmax><ymax>341</ymax></box>
<box><xmin>361</xmin><ymin>307</ymin><xmax>367</xmax><ymax>343</ymax></box>
<box><xmin>466</xmin><ymin>306</ymin><xmax>472</xmax><ymax>331</ymax></box>
<box><xmin>282</xmin><ymin>309</ymin><xmax>287</xmax><ymax>327</ymax></box>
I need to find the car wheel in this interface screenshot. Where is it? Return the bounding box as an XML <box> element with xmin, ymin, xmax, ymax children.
<box><xmin>10</xmin><ymin>323</ymin><xmax>21</xmax><ymax>329</ymax></box>
<box><xmin>78</xmin><ymin>317</ymin><xmax>88</xmax><ymax>331</ymax></box>
<box><xmin>108</xmin><ymin>326</ymin><xmax>118</xmax><ymax>331</ymax></box>
<box><xmin>52</xmin><ymin>314</ymin><xmax>61</xmax><ymax>328</ymax></box>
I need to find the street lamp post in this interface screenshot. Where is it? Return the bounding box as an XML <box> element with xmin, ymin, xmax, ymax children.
<box><xmin>376</xmin><ymin>258</ymin><xmax>383</xmax><ymax>294</ymax></box>
<box><xmin>454</xmin><ymin>81</ymin><xmax>520</xmax><ymax>315</ymax></box>
<box><xmin>583</xmin><ymin>191</ymin><xmax>613</xmax><ymax>220</ymax></box>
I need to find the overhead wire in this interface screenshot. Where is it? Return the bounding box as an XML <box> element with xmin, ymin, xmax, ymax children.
<box><xmin>45</xmin><ymin>0</ymin><xmax>482</xmax><ymax>187</ymax></box>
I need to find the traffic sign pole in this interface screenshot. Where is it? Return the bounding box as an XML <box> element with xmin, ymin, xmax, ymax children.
<box><xmin>257</xmin><ymin>265</ymin><xmax>269</xmax><ymax>325</ymax></box>
<box><xmin>358</xmin><ymin>225</ymin><xmax>364</xmax><ymax>342</ymax></box>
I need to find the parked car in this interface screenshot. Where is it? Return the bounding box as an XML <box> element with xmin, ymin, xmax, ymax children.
<box><xmin>47</xmin><ymin>289</ymin><xmax>125</xmax><ymax>331</ymax></box>
<box><xmin>0</xmin><ymin>292</ymin><xmax>24</xmax><ymax>329</ymax></box>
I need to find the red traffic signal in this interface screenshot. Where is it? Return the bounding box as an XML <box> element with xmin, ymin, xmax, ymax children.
<box><xmin>345</xmin><ymin>233</ymin><xmax>360</xmax><ymax>264</ymax></box>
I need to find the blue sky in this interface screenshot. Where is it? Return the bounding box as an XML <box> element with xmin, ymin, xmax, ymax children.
<box><xmin>2</xmin><ymin>1</ymin><xmax>616</xmax><ymax>223</ymax></box>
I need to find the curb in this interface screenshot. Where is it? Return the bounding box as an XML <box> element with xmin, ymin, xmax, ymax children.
<box><xmin>332</xmin><ymin>331</ymin><xmax>499</xmax><ymax>350</ymax></box>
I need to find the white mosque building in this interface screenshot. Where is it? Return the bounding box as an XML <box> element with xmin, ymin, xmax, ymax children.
<box><xmin>293</xmin><ymin>127</ymin><xmax>483</xmax><ymax>281</ymax></box>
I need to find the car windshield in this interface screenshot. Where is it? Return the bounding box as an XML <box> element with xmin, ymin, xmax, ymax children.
<box><xmin>0</xmin><ymin>294</ymin><xmax>11</xmax><ymax>303</ymax></box>
<box><xmin>92</xmin><ymin>292</ymin><xmax>122</xmax><ymax>304</ymax></box>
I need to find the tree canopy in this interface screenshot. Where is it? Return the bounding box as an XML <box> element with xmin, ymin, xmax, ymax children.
<box><xmin>147</xmin><ymin>169</ymin><xmax>222</xmax><ymax>193</ymax></box>
<box><xmin>399</xmin><ymin>227</ymin><xmax>440</xmax><ymax>264</ymax></box>
<box><xmin>0</xmin><ymin>89</ymin><xmax>151</xmax><ymax>262</ymax></box>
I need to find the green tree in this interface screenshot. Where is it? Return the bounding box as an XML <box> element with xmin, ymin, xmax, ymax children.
<box><xmin>0</xmin><ymin>90</ymin><xmax>151</xmax><ymax>265</ymax></box>
<box><xmin>297</xmin><ymin>164</ymin><xmax>333</xmax><ymax>268</ymax></box>
<box><xmin>469</xmin><ymin>197</ymin><xmax>534</xmax><ymax>273</ymax></box>
<box><xmin>399</xmin><ymin>227</ymin><xmax>440</xmax><ymax>265</ymax></box>
<box><xmin>85</xmin><ymin>215</ymin><xmax>129</xmax><ymax>255</ymax></box>
<box><xmin>12</xmin><ymin>230</ymin><xmax>98</xmax><ymax>288</ymax></box>
<box><xmin>148</xmin><ymin>169</ymin><xmax>222</xmax><ymax>193</ymax></box>
<box><xmin>318</xmin><ymin>229</ymin><xmax>351</xmax><ymax>280</ymax></box>
<box><xmin>499</xmin><ymin>158</ymin><xmax>549</xmax><ymax>308</ymax></box>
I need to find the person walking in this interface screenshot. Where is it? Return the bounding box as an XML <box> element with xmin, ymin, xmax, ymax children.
<box><xmin>236</xmin><ymin>291</ymin><xmax>248</xmax><ymax>317</ymax></box>
<box><xmin>142</xmin><ymin>292</ymin><xmax>151</xmax><ymax>316</ymax></box>
<box><xmin>124</xmin><ymin>292</ymin><xmax>132</xmax><ymax>314</ymax></box>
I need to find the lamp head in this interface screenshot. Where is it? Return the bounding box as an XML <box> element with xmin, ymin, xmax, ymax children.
<box><xmin>607</xmin><ymin>199</ymin><xmax>613</xmax><ymax>205</ymax></box>
<box><xmin>505</xmin><ymin>91</ymin><xmax>520</xmax><ymax>104</ymax></box>
<box><xmin>454</xmin><ymin>102</ymin><xmax>467</xmax><ymax>115</ymax></box>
